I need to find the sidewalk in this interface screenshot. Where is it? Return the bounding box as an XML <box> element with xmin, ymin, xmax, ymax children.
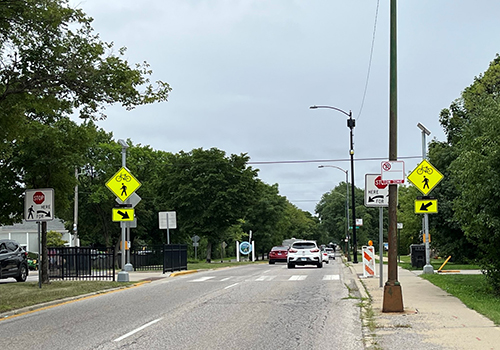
<box><xmin>351</xmin><ymin>262</ymin><xmax>500</xmax><ymax>350</ymax></box>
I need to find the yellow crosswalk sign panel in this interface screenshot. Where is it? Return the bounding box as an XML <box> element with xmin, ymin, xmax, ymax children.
<box><xmin>414</xmin><ymin>199</ymin><xmax>438</xmax><ymax>214</ymax></box>
<box><xmin>106</xmin><ymin>167</ymin><xmax>141</xmax><ymax>202</ymax></box>
<box><xmin>407</xmin><ymin>159</ymin><xmax>443</xmax><ymax>195</ymax></box>
<box><xmin>112</xmin><ymin>208</ymin><xmax>135</xmax><ymax>222</ymax></box>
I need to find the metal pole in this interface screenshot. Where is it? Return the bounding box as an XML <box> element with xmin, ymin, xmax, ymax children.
<box><xmin>348</xmin><ymin>111</ymin><xmax>358</xmax><ymax>264</ymax></box>
<box><xmin>383</xmin><ymin>0</ymin><xmax>404</xmax><ymax>312</ymax></box>
<box><xmin>73</xmin><ymin>168</ymin><xmax>79</xmax><ymax>247</ymax></box>
<box><xmin>379</xmin><ymin>207</ymin><xmax>384</xmax><ymax>288</ymax></box>
<box><xmin>121</xmin><ymin>146</ymin><xmax>126</xmax><ymax>270</ymax></box>
<box><xmin>117</xmin><ymin>140</ymin><xmax>130</xmax><ymax>282</ymax></box>
<box><xmin>421</xmin><ymin>128</ymin><xmax>434</xmax><ymax>274</ymax></box>
<box><xmin>38</xmin><ymin>222</ymin><xmax>42</xmax><ymax>289</ymax></box>
<box><xmin>345</xmin><ymin>171</ymin><xmax>351</xmax><ymax>261</ymax></box>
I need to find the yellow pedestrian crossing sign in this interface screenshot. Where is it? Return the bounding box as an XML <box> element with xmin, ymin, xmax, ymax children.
<box><xmin>407</xmin><ymin>159</ymin><xmax>443</xmax><ymax>195</ymax></box>
<box><xmin>106</xmin><ymin>167</ymin><xmax>141</xmax><ymax>202</ymax></box>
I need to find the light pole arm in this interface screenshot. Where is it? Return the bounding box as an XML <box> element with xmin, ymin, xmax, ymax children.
<box><xmin>310</xmin><ymin>105</ymin><xmax>351</xmax><ymax>118</ymax></box>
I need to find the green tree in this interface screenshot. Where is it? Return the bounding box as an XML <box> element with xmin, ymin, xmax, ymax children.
<box><xmin>316</xmin><ymin>184</ymin><xmax>350</xmax><ymax>245</ymax></box>
<box><xmin>437</xmin><ymin>55</ymin><xmax>500</xmax><ymax>290</ymax></box>
<box><xmin>10</xmin><ymin>118</ymin><xmax>96</xmax><ymax>282</ymax></box>
<box><xmin>47</xmin><ymin>230</ymin><xmax>67</xmax><ymax>247</ymax></box>
<box><xmin>241</xmin><ymin>181</ymin><xmax>288</xmax><ymax>257</ymax></box>
<box><xmin>157</xmin><ymin>148</ymin><xmax>258</xmax><ymax>262</ymax></box>
<box><xmin>0</xmin><ymin>0</ymin><xmax>171</xmax><ymax>148</ymax></box>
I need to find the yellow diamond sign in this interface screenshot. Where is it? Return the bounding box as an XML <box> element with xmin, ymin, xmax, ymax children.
<box><xmin>407</xmin><ymin>159</ymin><xmax>443</xmax><ymax>195</ymax></box>
<box><xmin>106</xmin><ymin>167</ymin><xmax>141</xmax><ymax>202</ymax></box>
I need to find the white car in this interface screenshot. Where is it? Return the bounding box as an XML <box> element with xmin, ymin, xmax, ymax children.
<box><xmin>321</xmin><ymin>249</ymin><xmax>329</xmax><ymax>264</ymax></box>
<box><xmin>325</xmin><ymin>247</ymin><xmax>335</xmax><ymax>260</ymax></box>
<box><xmin>287</xmin><ymin>240</ymin><xmax>322</xmax><ymax>268</ymax></box>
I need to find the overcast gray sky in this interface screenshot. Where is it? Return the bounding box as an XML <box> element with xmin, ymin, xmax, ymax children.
<box><xmin>72</xmin><ymin>0</ymin><xmax>500</xmax><ymax>214</ymax></box>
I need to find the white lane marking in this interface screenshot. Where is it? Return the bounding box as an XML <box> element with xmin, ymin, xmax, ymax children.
<box><xmin>263</xmin><ymin>269</ymin><xmax>272</xmax><ymax>274</ymax></box>
<box><xmin>190</xmin><ymin>276</ymin><xmax>215</xmax><ymax>282</ymax></box>
<box><xmin>114</xmin><ymin>318</ymin><xmax>163</xmax><ymax>342</ymax></box>
<box><xmin>323</xmin><ymin>275</ymin><xmax>340</xmax><ymax>280</ymax></box>
<box><xmin>256</xmin><ymin>275</ymin><xmax>276</xmax><ymax>281</ymax></box>
<box><xmin>224</xmin><ymin>283</ymin><xmax>239</xmax><ymax>289</ymax></box>
<box><xmin>220</xmin><ymin>277</ymin><xmax>233</xmax><ymax>281</ymax></box>
<box><xmin>289</xmin><ymin>275</ymin><xmax>307</xmax><ymax>281</ymax></box>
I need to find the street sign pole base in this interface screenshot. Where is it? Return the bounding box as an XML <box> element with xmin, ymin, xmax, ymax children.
<box><xmin>117</xmin><ymin>271</ymin><xmax>130</xmax><ymax>282</ymax></box>
<box><xmin>124</xmin><ymin>263</ymin><xmax>134</xmax><ymax>272</ymax></box>
<box><xmin>382</xmin><ymin>284</ymin><xmax>404</xmax><ymax>312</ymax></box>
<box><xmin>423</xmin><ymin>264</ymin><xmax>434</xmax><ymax>274</ymax></box>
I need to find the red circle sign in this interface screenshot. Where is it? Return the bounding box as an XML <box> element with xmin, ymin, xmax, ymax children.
<box><xmin>375</xmin><ymin>175</ymin><xmax>388</xmax><ymax>189</ymax></box>
<box><xmin>33</xmin><ymin>191</ymin><xmax>45</xmax><ymax>204</ymax></box>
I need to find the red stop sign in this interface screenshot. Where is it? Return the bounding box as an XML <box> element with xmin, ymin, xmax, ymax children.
<box><xmin>375</xmin><ymin>175</ymin><xmax>388</xmax><ymax>189</ymax></box>
<box><xmin>33</xmin><ymin>191</ymin><xmax>45</xmax><ymax>204</ymax></box>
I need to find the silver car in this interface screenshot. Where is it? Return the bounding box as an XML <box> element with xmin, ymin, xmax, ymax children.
<box><xmin>287</xmin><ymin>240</ymin><xmax>322</xmax><ymax>268</ymax></box>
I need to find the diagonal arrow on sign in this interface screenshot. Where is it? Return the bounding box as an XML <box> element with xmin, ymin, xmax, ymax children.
<box><xmin>419</xmin><ymin>202</ymin><xmax>433</xmax><ymax>211</ymax></box>
<box><xmin>414</xmin><ymin>199</ymin><xmax>438</xmax><ymax>214</ymax></box>
<box><xmin>117</xmin><ymin>210</ymin><xmax>130</xmax><ymax>219</ymax></box>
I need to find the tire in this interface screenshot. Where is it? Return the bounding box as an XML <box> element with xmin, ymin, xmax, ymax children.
<box><xmin>269</xmin><ymin>260</ymin><xmax>275</xmax><ymax>264</ymax></box>
<box><xmin>287</xmin><ymin>263</ymin><xmax>295</xmax><ymax>269</ymax></box>
<box><xmin>317</xmin><ymin>262</ymin><xmax>323</xmax><ymax>268</ymax></box>
<box><xmin>15</xmin><ymin>264</ymin><xmax>28</xmax><ymax>282</ymax></box>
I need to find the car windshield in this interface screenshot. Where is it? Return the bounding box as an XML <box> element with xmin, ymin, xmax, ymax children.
<box><xmin>325</xmin><ymin>248</ymin><xmax>333</xmax><ymax>251</ymax></box>
<box><xmin>292</xmin><ymin>242</ymin><xmax>316</xmax><ymax>249</ymax></box>
<box><xmin>272</xmin><ymin>246</ymin><xmax>287</xmax><ymax>251</ymax></box>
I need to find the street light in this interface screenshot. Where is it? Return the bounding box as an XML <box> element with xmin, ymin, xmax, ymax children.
<box><xmin>310</xmin><ymin>105</ymin><xmax>358</xmax><ymax>263</ymax></box>
<box><xmin>318</xmin><ymin>165</ymin><xmax>351</xmax><ymax>261</ymax></box>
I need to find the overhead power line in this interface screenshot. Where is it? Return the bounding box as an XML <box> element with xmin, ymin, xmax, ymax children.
<box><xmin>248</xmin><ymin>155</ymin><xmax>421</xmax><ymax>165</ymax></box>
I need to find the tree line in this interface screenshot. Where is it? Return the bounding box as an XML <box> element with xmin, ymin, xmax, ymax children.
<box><xmin>3</xmin><ymin>1</ymin><xmax>500</xmax><ymax>292</ymax></box>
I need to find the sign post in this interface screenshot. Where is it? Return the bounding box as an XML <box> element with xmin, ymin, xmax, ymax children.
<box><xmin>364</xmin><ymin>174</ymin><xmax>388</xmax><ymax>287</ymax></box>
<box><xmin>105</xmin><ymin>140</ymin><xmax>143</xmax><ymax>281</ymax></box>
<box><xmin>25</xmin><ymin>188</ymin><xmax>55</xmax><ymax>288</ymax></box>
<box><xmin>408</xmin><ymin>159</ymin><xmax>444</xmax><ymax>274</ymax></box>
<box><xmin>159</xmin><ymin>211</ymin><xmax>177</xmax><ymax>244</ymax></box>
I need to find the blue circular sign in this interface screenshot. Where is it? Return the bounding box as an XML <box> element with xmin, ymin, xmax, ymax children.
<box><xmin>239</xmin><ymin>241</ymin><xmax>252</xmax><ymax>255</ymax></box>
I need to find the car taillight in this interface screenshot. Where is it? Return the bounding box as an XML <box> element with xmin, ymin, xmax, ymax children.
<box><xmin>311</xmin><ymin>248</ymin><xmax>320</xmax><ymax>253</ymax></box>
<box><xmin>289</xmin><ymin>249</ymin><xmax>297</xmax><ymax>253</ymax></box>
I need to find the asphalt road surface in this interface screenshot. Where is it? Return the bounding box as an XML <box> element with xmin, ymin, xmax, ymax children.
<box><xmin>0</xmin><ymin>259</ymin><xmax>364</xmax><ymax>350</ymax></box>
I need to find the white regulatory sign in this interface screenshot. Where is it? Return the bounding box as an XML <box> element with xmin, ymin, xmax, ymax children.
<box><xmin>364</xmin><ymin>174</ymin><xmax>389</xmax><ymax>207</ymax></box>
<box><xmin>25</xmin><ymin>188</ymin><xmax>55</xmax><ymax>222</ymax></box>
<box><xmin>159</xmin><ymin>211</ymin><xmax>177</xmax><ymax>229</ymax></box>
<box><xmin>381</xmin><ymin>161</ymin><xmax>405</xmax><ymax>184</ymax></box>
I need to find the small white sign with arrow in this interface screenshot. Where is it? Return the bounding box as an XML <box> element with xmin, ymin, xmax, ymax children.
<box><xmin>364</xmin><ymin>174</ymin><xmax>389</xmax><ymax>207</ymax></box>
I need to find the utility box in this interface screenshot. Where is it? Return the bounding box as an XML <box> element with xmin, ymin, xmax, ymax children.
<box><xmin>410</xmin><ymin>244</ymin><xmax>426</xmax><ymax>268</ymax></box>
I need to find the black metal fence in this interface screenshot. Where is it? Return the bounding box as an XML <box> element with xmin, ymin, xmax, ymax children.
<box><xmin>163</xmin><ymin>244</ymin><xmax>187</xmax><ymax>273</ymax></box>
<box><xmin>130</xmin><ymin>244</ymin><xmax>187</xmax><ymax>273</ymax></box>
<box><xmin>131</xmin><ymin>246</ymin><xmax>164</xmax><ymax>271</ymax></box>
<box><xmin>48</xmin><ymin>247</ymin><xmax>115</xmax><ymax>281</ymax></box>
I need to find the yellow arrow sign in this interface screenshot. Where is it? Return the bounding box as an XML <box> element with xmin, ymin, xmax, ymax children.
<box><xmin>414</xmin><ymin>199</ymin><xmax>438</xmax><ymax>214</ymax></box>
<box><xmin>407</xmin><ymin>159</ymin><xmax>443</xmax><ymax>195</ymax></box>
<box><xmin>105</xmin><ymin>167</ymin><xmax>141</xmax><ymax>202</ymax></box>
<box><xmin>112</xmin><ymin>208</ymin><xmax>135</xmax><ymax>222</ymax></box>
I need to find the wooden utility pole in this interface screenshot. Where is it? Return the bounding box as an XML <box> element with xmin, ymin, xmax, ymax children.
<box><xmin>383</xmin><ymin>0</ymin><xmax>404</xmax><ymax>312</ymax></box>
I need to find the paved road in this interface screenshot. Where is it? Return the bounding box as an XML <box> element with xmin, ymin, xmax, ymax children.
<box><xmin>0</xmin><ymin>259</ymin><xmax>364</xmax><ymax>350</ymax></box>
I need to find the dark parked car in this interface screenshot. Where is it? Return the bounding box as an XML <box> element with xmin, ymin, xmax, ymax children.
<box><xmin>268</xmin><ymin>246</ymin><xmax>288</xmax><ymax>264</ymax></box>
<box><xmin>0</xmin><ymin>239</ymin><xmax>29</xmax><ymax>282</ymax></box>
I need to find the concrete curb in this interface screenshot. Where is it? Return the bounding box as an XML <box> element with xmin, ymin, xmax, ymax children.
<box><xmin>170</xmin><ymin>269</ymin><xmax>199</xmax><ymax>277</ymax></box>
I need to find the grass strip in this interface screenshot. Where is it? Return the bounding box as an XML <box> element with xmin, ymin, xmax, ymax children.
<box><xmin>0</xmin><ymin>281</ymin><xmax>135</xmax><ymax>314</ymax></box>
<box><xmin>420</xmin><ymin>273</ymin><xmax>500</xmax><ymax>325</ymax></box>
